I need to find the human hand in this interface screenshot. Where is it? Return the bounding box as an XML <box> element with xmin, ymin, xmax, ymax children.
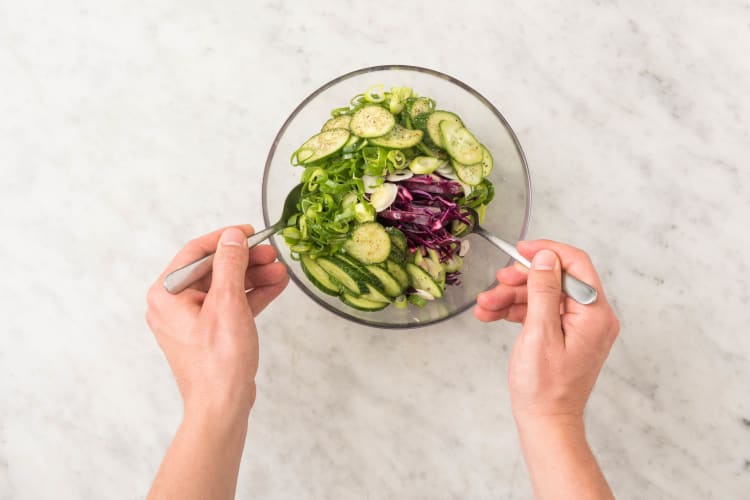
<box><xmin>146</xmin><ymin>225</ymin><xmax>289</xmax><ymax>421</ymax></box>
<box><xmin>474</xmin><ymin>240</ymin><xmax>619</xmax><ymax>423</ymax></box>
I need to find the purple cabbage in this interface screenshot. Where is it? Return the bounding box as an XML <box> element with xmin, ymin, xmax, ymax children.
<box><xmin>376</xmin><ymin>176</ymin><xmax>472</xmax><ymax>265</ymax></box>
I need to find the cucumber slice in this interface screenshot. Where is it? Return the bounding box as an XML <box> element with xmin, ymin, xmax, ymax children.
<box><xmin>407</xmin><ymin>293</ymin><xmax>428</xmax><ymax>307</ymax></box>
<box><xmin>405</xmin><ymin>97</ymin><xmax>433</xmax><ymax>120</ymax></box>
<box><xmin>420</xmin><ymin>255</ymin><xmax>446</xmax><ymax>287</ymax></box>
<box><xmin>334</xmin><ymin>254</ymin><xmax>385</xmax><ymax>294</ymax></box>
<box><xmin>443</xmin><ymin>255</ymin><xmax>463</xmax><ymax>273</ymax></box>
<box><xmin>342</xmin><ymin>134</ymin><xmax>362</xmax><ymax>153</ymax></box>
<box><xmin>321</xmin><ymin>115</ymin><xmax>352</xmax><ymax>132</ymax></box>
<box><xmin>385</xmin><ymin>260</ymin><xmax>410</xmax><ymax>289</ymax></box>
<box><xmin>343</xmin><ymin>222</ymin><xmax>391</xmax><ymax>264</ymax></box>
<box><xmin>406</xmin><ymin>263</ymin><xmax>443</xmax><ymax>298</ymax></box>
<box><xmin>479</xmin><ymin>145</ymin><xmax>493</xmax><ymax>176</ymax></box>
<box><xmin>451</xmin><ymin>157</ymin><xmax>483</xmax><ymax>186</ymax></box>
<box><xmin>317</xmin><ymin>257</ymin><xmax>367</xmax><ymax>295</ymax></box>
<box><xmin>294</xmin><ymin>129</ymin><xmax>351</xmax><ymax>164</ymax></box>
<box><xmin>426</xmin><ymin>111</ymin><xmax>463</xmax><ymax>148</ymax></box>
<box><xmin>362</xmin><ymin>283</ymin><xmax>391</xmax><ymax>303</ymax></box>
<box><xmin>369</xmin><ymin>124</ymin><xmax>423</xmax><ymax>149</ymax></box>
<box><xmin>350</xmin><ymin>105</ymin><xmax>396</xmax><ymax>138</ymax></box>
<box><xmin>412</xmin><ymin>112</ymin><xmax>431</xmax><ymax>134</ymax></box>
<box><xmin>388</xmin><ymin>247</ymin><xmax>407</xmax><ymax>265</ymax></box>
<box><xmin>341</xmin><ymin>293</ymin><xmax>389</xmax><ymax>311</ymax></box>
<box><xmin>440</xmin><ymin>121</ymin><xmax>482</xmax><ymax>165</ymax></box>
<box><xmin>300</xmin><ymin>255</ymin><xmax>339</xmax><ymax>296</ymax></box>
<box><xmin>366</xmin><ymin>264</ymin><xmax>404</xmax><ymax>297</ymax></box>
<box><xmin>416</xmin><ymin>141</ymin><xmax>449</xmax><ymax>159</ymax></box>
<box><xmin>409</xmin><ymin>156</ymin><xmax>445</xmax><ymax>175</ymax></box>
<box><xmin>385</xmin><ymin>227</ymin><xmax>408</xmax><ymax>253</ymax></box>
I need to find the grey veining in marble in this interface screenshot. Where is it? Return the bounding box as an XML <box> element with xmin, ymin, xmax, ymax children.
<box><xmin>1</xmin><ymin>1</ymin><xmax>749</xmax><ymax>499</ymax></box>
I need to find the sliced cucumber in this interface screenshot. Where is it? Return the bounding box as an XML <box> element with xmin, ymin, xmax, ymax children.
<box><xmin>479</xmin><ymin>145</ymin><xmax>493</xmax><ymax>176</ymax></box>
<box><xmin>440</xmin><ymin>121</ymin><xmax>482</xmax><ymax>165</ymax></box>
<box><xmin>293</xmin><ymin>129</ymin><xmax>351</xmax><ymax>164</ymax></box>
<box><xmin>350</xmin><ymin>105</ymin><xmax>395</xmax><ymax>138</ymax></box>
<box><xmin>369</xmin><ymin>124</ymin><xmax>423</xmax><ymax>149</ymax></box>
<box><xmin>405</xmin><ymin>97</ymin><xmax>433</xmax><ymax>120</ymax></box>
<box><xmin>362</xmin><ymin>283</ymin><xmax>391</xmax><ymax>303</ymax></box>
<box><xmin>406</xmin><ymin>263</ymin><xmax>443</xmax><ymax>299</ymax></box>
<box><xmin>300</xmin><ymin>255</ymin><xmax>339</xmax><ymax>296</ymax></box>
<box><xmin>388</xmin><ymin>247</ymin><xmax>407</xmax><ymax>265</ymax></box>
<box><xmin>317</xmin><ymin>257</ymin><xmax>367</xmax><ymax>295</ymax></box>
<box><xmin>426</xmin><ymin>111</ymin><xmax>463</xmax><ymax>148</ymax></box>
<box><xmin>412</xmin><ymin>112</ymin><xmax>431</xmax><ymax>134</ymax></box>
<box><xmin>343</xmin><ymin>222</ymin><xmax>391</xmax><ymax>264</ymax></box>
<box><xmin>409</xmin><ymin>156</ymin><xmax>445</xmax><ymax>175</ymax></box>
<box><xmin>366</xmin><ymin>264</ymin><xmax>404</xmax><ymax>297</ymax></box>
<box><xmin>334</xmin><ymin>254</ymin><xmax>385</xmax><ymax>294</ymax></box>
<box><xmin>416</xmin><ymin>141</ymin><xmax>449</xmax><ymax>159</ymax></box>
<box><xmin>451</xmin><ymin>157</ymin><xmax>484</xmax><ymax>186</ymax></box>
<box><xmin>342</xmin><ymin>134</ymin><xmax>362</xmax><ymax>153</ymax></box>
<box><xmin>408</xmin><ymin>293</ymin><xmax>428</xmax><ymax>307</ymax></box>
<box><xmin>321</xmin><ymin>115</ymin><xmax>352</xmax><ymax>132</ymax></box>
<box><xmin>385</xmin><ymin>260</ymin><xmax>410</xmax><ymax>289</ymax></box>
<box><xmin>385</xmin><ymin>227</ymin><xmax>408</xmax><ymax>253</ymax></box>
<box><xmin>443</xmin><ymin>255</ymin><xmax>463</xmax><ymax>273</ymax></box>
<box><xmin>341</xmin><ymin>293</ymin><xmax>389</xmax><ymax>311</ymax></box>
<box><xmin>420</xmin><ymin>254</ymin><xmax>446</xmax><ymax>287</ymax></box>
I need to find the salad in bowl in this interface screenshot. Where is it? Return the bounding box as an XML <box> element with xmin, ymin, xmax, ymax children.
<box><xmin>280</xmin><ymin>85</ymin><xmax>495</xmax><ymax>312</ymax></box>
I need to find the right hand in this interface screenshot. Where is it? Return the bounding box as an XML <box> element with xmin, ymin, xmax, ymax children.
<box><xmin>474</xmin><ymin>240</ymin><xmax>620</xmax><ymax>422</ymax></box>
<box><xmin>146</xmin><ymin>226</ymin><xmax>289</xmax><ymax>421</ymax></box>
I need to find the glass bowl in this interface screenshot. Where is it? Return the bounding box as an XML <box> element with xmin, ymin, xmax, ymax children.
<box><xmin>262</xmin><ymin>65</ymin><xmax>530</xmax><ymax>329</ymax></box>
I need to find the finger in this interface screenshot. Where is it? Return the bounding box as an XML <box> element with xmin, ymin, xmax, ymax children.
<box><xmin>473</xmin><ymin>303</ymin><xmax>527</xmax><ymax>323</ymax></box>
<box><xmin>248</xmin><ymin>244</ymin><xmax>278</xmax><ymax>267</ymax></box>
<box><xmin>245</xmin><ymin>262</ymin><xmax>288</xmax><ymax>290</ymax></box>
<box><xmin>524</xmin><ymin>249</ymin><xmax>563</xmax><ymax>337</ymax></box>
<box><xmin>207</xmin><ymin>228</ymin><xmax>250</xmax><ymax>300</ymax></box>
<box><xmin>191</xmin><ymin>244</ymin><xmax>279</xmax><ymax>292</ymax></box>
<box><xmin>246</xmin><ymin>276</ymin><xmax>290</xmax><ymax>316</ymax></box>
<box><xmin>496</xmin><ymin>262</ymin><xmax>529</xmax><ymax>286</ymax></box>
<box><xmin>477</xmin><ymin>284</ymin><xmax>527</xmax><ymax>311</ymax></box>
<box><xmin>517</xmin><ymin>240</ymin><xmax>603</xmax><ymax>291</ymax></box>
<box><xmin>160</xmin><ymin>224</ymin><xmax>255</xmax><ymax>281</ymax></box>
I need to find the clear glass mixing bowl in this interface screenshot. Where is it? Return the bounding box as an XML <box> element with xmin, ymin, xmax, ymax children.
<box><xmin>262</xmin><ymin>65</ymin><xmax>530</xmax><ymax>329</ymax></box>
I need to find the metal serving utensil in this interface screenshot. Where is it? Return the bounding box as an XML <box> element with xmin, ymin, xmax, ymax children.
<box><xmin>464</xmin><ymin>209</ymin><xmax>598</xmax><ymax>305</ymax></box>
<box><xmin>163</xmin><ymin>184</ymin><xmax>303</xmax><ymax>294</ymax></box>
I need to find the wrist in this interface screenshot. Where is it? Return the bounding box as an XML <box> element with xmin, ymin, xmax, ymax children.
<box><xmin>182</xmin><ymin>403</ymin><xmax>250</xmax><ymax>444</ymax></box>
<box><xmin>183</xmin><ymin>384</ymin><xmax>256</xmax><ymax>431</ymax></box>
<box><xmin>514</xmin><ymin>413</ymin><xmax>586</xmax><ymax>441</ymax></box>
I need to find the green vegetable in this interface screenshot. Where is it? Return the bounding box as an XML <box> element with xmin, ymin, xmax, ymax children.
<box><xmin>283</xmin><ymin>84</ymin><xmax>496</xmax><ymax>312</ymax></box>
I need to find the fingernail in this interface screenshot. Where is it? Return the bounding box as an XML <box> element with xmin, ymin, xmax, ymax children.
<box><xmin>220</xmin><ymin>228</ymin><xmax>246</xmax><ymax>247</ymax></box>
<box><xmin>532</xmin><ymin>249</ymin><xmax>556</xmax><ymax>270</ymax></box>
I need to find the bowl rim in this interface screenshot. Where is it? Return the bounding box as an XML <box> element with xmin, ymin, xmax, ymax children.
<box><xmin>262</xmin><ymin>64</ymin><xmax>532</xmax><ymax>329</ymax></box>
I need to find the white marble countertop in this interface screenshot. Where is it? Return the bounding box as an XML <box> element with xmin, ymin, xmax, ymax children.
<box><xmin>2</xmin><ymin>1</ymin><xmax>749</xmax><ymax>498</ymax></box>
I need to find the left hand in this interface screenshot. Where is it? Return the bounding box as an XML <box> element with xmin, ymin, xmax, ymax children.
<box><xmin>145</xmin><ymin>225</ymin><xmax>289</xmax><ymax>421</ymax></box>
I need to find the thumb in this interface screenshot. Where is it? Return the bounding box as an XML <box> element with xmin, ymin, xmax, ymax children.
<box><xmin>525</xmin><ymin>249</ymin><xmax>562</xmax><ymax>332</ymax></box>
<box><xmin>209</xmin><ymin>227</ymin><xmax>250</xmax><ymax>299</ymax></box>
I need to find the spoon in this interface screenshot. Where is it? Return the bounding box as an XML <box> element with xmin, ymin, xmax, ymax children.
<box><xmin>462</xmin><ymin>210</ymin><xmax>598</xmax><ymax>305</ymax></box>
<box><xmin>163</xmin><ymin>184</ymin><xmax>303</xmax><ymax>294</ymax></box>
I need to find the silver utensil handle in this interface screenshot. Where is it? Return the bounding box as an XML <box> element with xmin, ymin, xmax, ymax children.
<box><xmin>477</xmin><ymin>230</ymin><xmax>598</xmax><ymax>305</ymax></box>
<box><xmin>163</xmin><ymin>223</ymin><xmax>282</xmax><ymax>294</ymax></box>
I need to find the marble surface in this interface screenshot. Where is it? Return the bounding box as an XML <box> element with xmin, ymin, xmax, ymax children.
<box><xmin>2</xmin><ymin>1</ymin><xmax>749</xmax><ymax>498</ymax></box>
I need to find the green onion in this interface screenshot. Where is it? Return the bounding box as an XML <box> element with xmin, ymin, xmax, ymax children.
<box><xmin>364</xmin><ymin>84</ymin><xmax>385</xmax><ymax>103</ymax></box>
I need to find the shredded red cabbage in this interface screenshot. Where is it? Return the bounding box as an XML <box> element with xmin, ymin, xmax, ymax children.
<box><xmin>377</xmin><ymin>175</ymin><xmax>471</xmax><ymax>263</ymax></box>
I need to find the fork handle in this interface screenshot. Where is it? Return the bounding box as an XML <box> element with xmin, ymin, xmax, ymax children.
<box><xmin>476</xmin><ymin>229</ymin><xmax>598</xmax><ymax>305</ymax></box>
<box><xmin>163</xmin><ymin>222</ymin><xmax>283</xmax><ymax>294</ymax></box>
